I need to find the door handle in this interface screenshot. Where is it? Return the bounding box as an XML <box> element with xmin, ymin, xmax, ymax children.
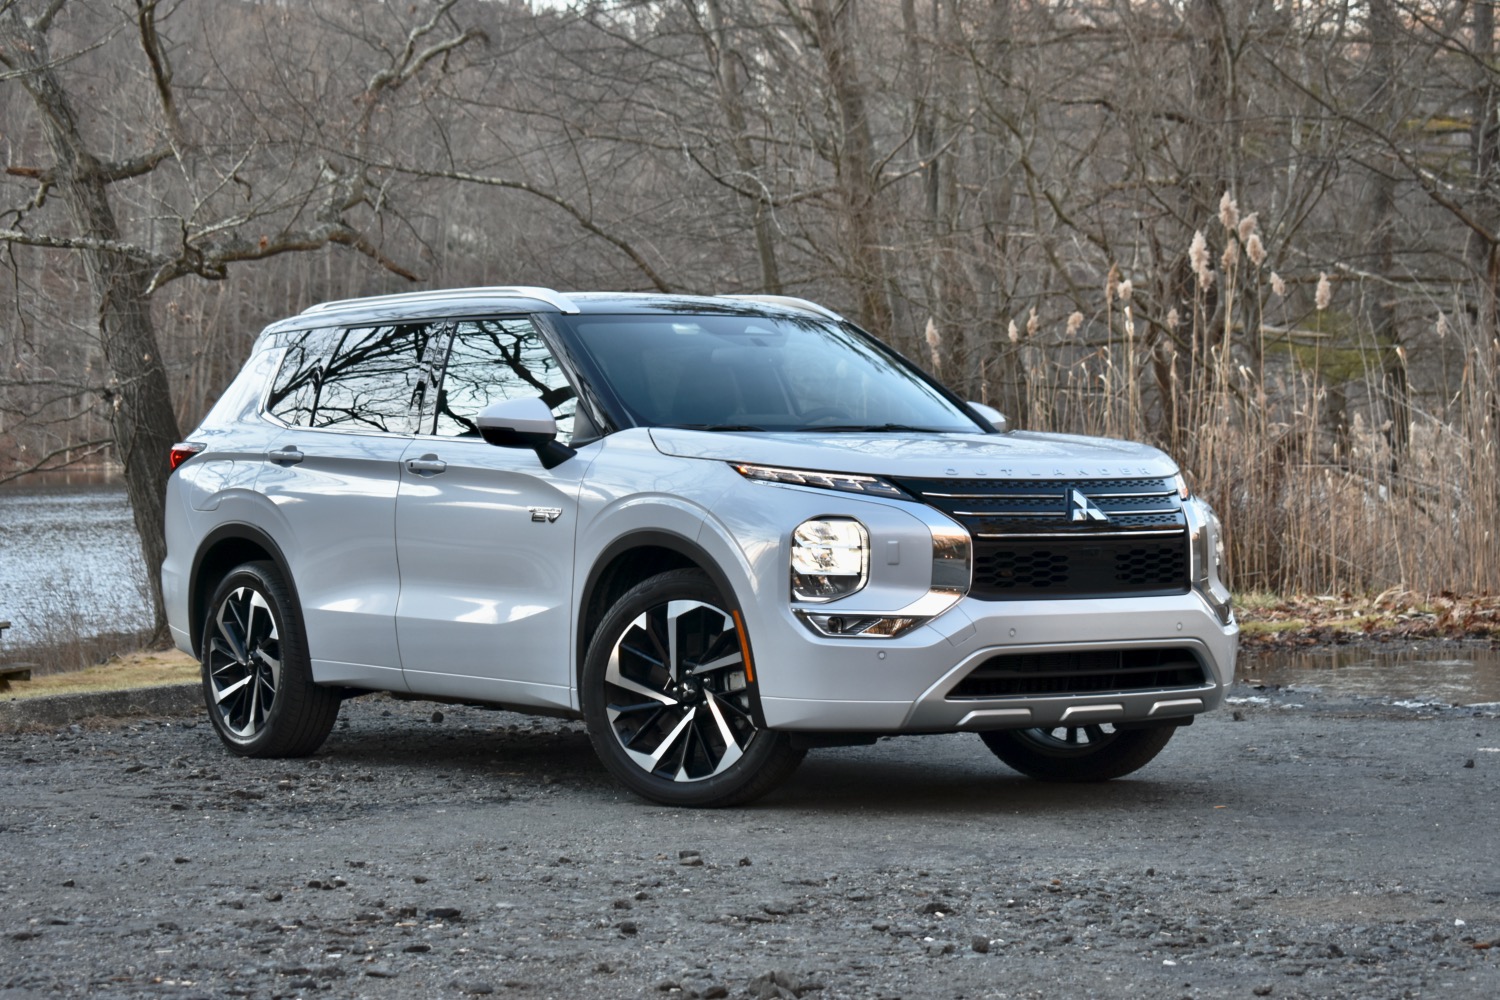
<box><xmin>268</xmin><ymin>446</ymin><xmax>304</xmax><ymax>466</ymax></box>
<box><xmin>406</xmin><ymin>454</ymin><xmax>447</xmax><ymax>476</ymax></box>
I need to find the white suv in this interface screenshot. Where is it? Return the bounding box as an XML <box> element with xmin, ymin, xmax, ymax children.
<box><xmin>163</xmin><ymin>287</ymin><xmax>1237</xmax><ymax>806</ymax></box>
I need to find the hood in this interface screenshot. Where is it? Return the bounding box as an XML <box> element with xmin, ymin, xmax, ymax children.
<box><xmin>648</xmin><ymin>428</ymin><xmax>1178</xmax><ymax>481</ymax></box>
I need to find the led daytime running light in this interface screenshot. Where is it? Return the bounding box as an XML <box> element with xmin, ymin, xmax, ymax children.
<box><xmin>734</xmin><ymin>463</ymin><xmax>906</xmax><ymax>499</ymax></box>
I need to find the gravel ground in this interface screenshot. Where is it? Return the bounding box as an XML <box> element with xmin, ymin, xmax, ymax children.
<box><xmin>2</xmin><ymin>687</ymin><xmax>1499</xmax><ymax>1000</ymax></box>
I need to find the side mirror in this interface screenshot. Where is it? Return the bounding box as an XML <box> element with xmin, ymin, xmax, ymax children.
<box><xmin>967</xmin><ymin>401</ymin><xmax>1009</xmax><ymax>434</ymax></box>
<box><xmin>475</xmin><ymin>397</ymin><xmax>577</xmax><ymax>469</ymax></box>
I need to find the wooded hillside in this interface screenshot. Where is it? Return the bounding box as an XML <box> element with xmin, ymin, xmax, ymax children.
<box><xmin>3</xmin><ymin>1</ymin><xmax>1498</xmax><ymax>615</ymax></box>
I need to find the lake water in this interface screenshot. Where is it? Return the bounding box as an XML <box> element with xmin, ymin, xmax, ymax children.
<box><xmin>1239</xmin><ymin>643</ymin><xmax>1500</xmax><ymax>707</ymax></box>
<box><xmin>0</xmin><ymin>483</ymin><xmax>153</xmax><ymax>649</ymax></box>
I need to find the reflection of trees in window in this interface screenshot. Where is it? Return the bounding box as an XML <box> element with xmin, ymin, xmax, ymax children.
<box><xmin>266</xmin><ymin>324</ymin><xmax>436</xmax><ymax>433</ymax></box>
<box><xmin>434</xmin><ymin>319</ymin><xmax>575</xmax><ymax>438</ymax></box>
<box><xmin>266</xmin><ymin>329</ymin><xmax>340</xmax><ymax>427</ymax></box>
<box><xmin>315</xmin><ymin>324</ymin><xmax>437</xmax><ymax>433</ymax></box>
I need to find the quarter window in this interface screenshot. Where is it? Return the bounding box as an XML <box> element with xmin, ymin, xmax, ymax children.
<box><xmin>265</xmin><ymin>328</ymin><xmax>340</xmax><ymax>427</ymax></box>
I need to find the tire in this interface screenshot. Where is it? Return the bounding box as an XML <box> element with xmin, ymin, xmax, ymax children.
<box><xmin>582</xmin><ymin>569</ymin><xmax>804</xmax><ymax>807</ymax></box>
<box><xmin>200</xmin><ymin>560</ymin><xmax>339</xmax><ymax>758</ymax></box>
<box><xmin>979</xmin><ymin>723</ymin><xmax>1176</xmax><ymax>782</ymax></box>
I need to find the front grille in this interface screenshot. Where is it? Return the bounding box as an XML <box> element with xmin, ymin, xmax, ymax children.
<box><xmin>947</xmin><ymin>648</ymin><xmax>1207</xmax><ymax>699</ymax></box>
<box><xmin>893</xmin><ymin>476</ymin><xmax>1190</xmax><ymax>600</ymax></box>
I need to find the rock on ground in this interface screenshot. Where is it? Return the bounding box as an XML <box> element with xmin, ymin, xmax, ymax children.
<box><xmin>1</xmin><ymin>688</ymin><xmax>1498</xmax><ymax>998</ymax></box>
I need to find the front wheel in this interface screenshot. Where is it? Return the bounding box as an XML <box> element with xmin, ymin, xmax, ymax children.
<box><xmin>582</xmin><ymin>569</ymin><xmax>804</xmax><ymax>807</ymax></box>
<box><xmin>980</xmin><ymin>723</ymin><xmax>1176</xmax><ymax>782</ymax></box>
<box><xmin>201</xmin><ymin>561</ymin><xmax>339</xmax><ymax>758</ymax></box>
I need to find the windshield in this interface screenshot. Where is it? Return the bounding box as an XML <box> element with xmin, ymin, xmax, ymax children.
<box><xmin>562</xmin><ymin>313</ymin><xmax>984</xmax><ymax>433</ymax></box>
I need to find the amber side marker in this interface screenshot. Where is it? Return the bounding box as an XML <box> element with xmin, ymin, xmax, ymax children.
<box><xmin>731</xmin><ymin>610</ymin><xmax>756</xmax><ymax>684</ymax></box>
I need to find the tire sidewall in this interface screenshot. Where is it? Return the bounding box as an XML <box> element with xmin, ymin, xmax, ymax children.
<box><xmin>581</xmin><ymin>568</ymin><xmax>798</xmax><ymax>807</ymax></box>
<box><xmin>981</xmin><ymin>724</ymin><xmax>1176</xmax><ymax>782</ymax></box>
<box><xmin>201</xmin><ymin>561</ymin><xmax>307</xmax><ymax>757</ymax></box>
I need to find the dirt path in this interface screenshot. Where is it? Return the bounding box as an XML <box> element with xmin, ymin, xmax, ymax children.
<box><xmin>2</xmin><ymin>689</ymin><xmax>1498</xmax><ymax>999</ymax></box>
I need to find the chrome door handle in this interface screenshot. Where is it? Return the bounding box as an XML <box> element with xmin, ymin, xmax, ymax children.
<box><xmin>406</xmin><ymin>454</ymin><xmax>447</xmax><ymax>476</ymax></box>
<box><xmin>268</xmin><ymin>446</ymin><xmax>304</xmax><ymax>465</ymax></box>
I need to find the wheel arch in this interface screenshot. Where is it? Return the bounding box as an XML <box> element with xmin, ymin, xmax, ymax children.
<box><xmin>577</xmin><ymin>530</ymin><xmax>740</xmax><ymax>691</ymax></box>
<box><xmin>189</xmin><ymin>523</ymin><xmax>301</xmax><ymax>658</ymax></box>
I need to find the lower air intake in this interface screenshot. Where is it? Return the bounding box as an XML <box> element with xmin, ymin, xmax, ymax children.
<box><xmin>948</xmin><ymin>648</ymin><xmax>1207</xmax><ymax>699</ymax></box>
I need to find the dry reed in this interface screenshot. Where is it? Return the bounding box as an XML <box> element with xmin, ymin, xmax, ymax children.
<box><xmin>999</xmin><ymin>198</ymin><xmax>1500</xmax><ymax>599</ymax></box>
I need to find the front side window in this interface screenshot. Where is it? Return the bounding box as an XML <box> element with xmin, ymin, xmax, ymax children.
<box><xmin>431</xmin><ymin>318</ymin><xmax>577</xmax><ymax>441</ymax></box>
<box><xmin>563</xmin><ymin>313</ymin><xmax>981</xmax><ymax>433</ymax></box>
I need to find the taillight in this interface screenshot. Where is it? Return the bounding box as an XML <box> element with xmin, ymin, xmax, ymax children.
<box><xmin>169</xmin><ymin>442</ymin><xmax>205</xmax><ymax>471</ymax></box>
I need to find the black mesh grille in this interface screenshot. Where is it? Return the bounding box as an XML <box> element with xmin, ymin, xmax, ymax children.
<box><xmin>948</xmin><ymin>649</ymin><xmax>1208</xmax><ymax>699</ymax></box>
<box><xmin>893</xmin><ymin>476</ymin><xmax>1191</xmax><ymax>600</ymax></box>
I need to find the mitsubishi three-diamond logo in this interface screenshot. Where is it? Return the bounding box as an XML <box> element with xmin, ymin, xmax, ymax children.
<box><xmin>1068</xmin><ymin>488</ymin><xmax>1110</xmax><ymax>522</ymax></box>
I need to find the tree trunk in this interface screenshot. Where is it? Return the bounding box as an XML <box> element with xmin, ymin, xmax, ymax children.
<box><xmin>3</xmin><ymin>13</ymin><xmax>180</xmax><ymax>638</ymax></box>
<box><xmin>696</xmin><ymin>0</ymin><xmax>783</xmax><ymax>293</ymax></box>
<box><xmin>807</xmin><ymin>0</ymin><xmax>895</xmax><ymax>337</ymax></box>
<box><xmin>1366</xmin><ymin>0</ymin><xmax>1408</xmax><ymax>457</ymax></box>
<box><xmin>1472</xmin><ymin>0</ymin><xmax>1500</xmax><ymax>338</ymax></box>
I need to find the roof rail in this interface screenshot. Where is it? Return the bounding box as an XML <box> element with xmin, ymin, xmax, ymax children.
<box><xmin>719</xmin><ymin>294</ymin><xmax>844</xmax><ymax>321</ymax></box>
<box><xmin>300</xmin><ymin>286</ymin><xmax>580</xmax><ymax>316</ymax></box>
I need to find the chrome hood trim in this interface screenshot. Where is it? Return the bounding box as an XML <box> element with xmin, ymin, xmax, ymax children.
<box><xmin>649</xmin><ymin>428</ymin><xmax>1177</xmax><ymax>481</ymax></box>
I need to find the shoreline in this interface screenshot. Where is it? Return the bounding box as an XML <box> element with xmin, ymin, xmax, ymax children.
<box><xmin>3</xmin><ymin>596</ymin><xmax>1498</xmax><ymax>685</ymax></box>
<box><xmin>1236</xmin><ymin>593</ymin><xmax>1500</xmax><ymax>649</ymax></box>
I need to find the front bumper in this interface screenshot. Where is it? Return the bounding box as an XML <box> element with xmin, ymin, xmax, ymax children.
<box><xmin>754</xmin><ymin>592</ymin><xmax>1237</xmax><ymax>732</ymax></box>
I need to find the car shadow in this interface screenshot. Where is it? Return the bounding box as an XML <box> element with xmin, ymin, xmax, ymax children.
<box><xmin>312</xmin><ymin>704</ymin><xmax>1214</xmax><ymax>817</ymax></box>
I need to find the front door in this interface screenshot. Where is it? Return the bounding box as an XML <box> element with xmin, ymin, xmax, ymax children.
<box><xmin>394</xmin><ymin>317</ymin><xmax>588</xmax><ymax>711</ymax></box>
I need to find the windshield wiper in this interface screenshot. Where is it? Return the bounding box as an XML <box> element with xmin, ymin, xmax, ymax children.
<box><xmin>792</xmin><ymin>423</ymin><xmax>945</xmax><ymax>433</ymax></box>
<box><xmin>663</xmin><ymin>423</ymin><xmax>768</xmax><ymax>432</ymax></box>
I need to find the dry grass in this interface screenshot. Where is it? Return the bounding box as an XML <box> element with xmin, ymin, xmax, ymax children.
<box><xmin>1236</xmin><ymin>593</ymin><xmax>1500</xmax><ymax>647</ymax></box>
<box><xmin>3</xmin><ymin>648</ymin><xmax>197</xmax><ymax>699</ymax></box>
<box><xmin>1003</xmin><ymin>200</ymin><xmax>1500</xmax><ymax>599</ymax></box>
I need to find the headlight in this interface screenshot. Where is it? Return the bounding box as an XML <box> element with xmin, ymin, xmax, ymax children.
<box><xmin>792</xmin><ymin>519</ymin><xmax>969</xmax><ymax>639</ymax></box>
<box><xmin>734</xmin><ymin>463</ymin><xmax>907</xmax><ymax>499</ymax></box>
<box><xmin>791</xmin><ymin>518</ymin><xmax>868</xmax><ymax>602</ymax></box>
<box><xmin>1186</xmin><ymin>497</ymin><xmax>1233</xmax><ymax>625</ymax></box>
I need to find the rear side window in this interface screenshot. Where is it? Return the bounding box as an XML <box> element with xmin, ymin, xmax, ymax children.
<box><xmin>432</xmin><ymin>318</ymin><xmax>577</xmax><ymax>440</ymax></box>
<box><xmin>267</xmin><ymin>323</ymin><xmax>441</xmax><ymax>434</ymax></box>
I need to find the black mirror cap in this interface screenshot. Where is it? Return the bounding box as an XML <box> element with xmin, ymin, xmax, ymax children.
<box><xmin>479</xmin><ymin>425</ymin><xmax>577</xmax><ymax>468</ymax></box>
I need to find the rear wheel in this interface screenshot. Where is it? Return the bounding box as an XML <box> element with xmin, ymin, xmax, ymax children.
<box><xmin>201</xmin><ymin>561</ymin><xmax>339</xmax><ymax>758</ymax></box>
<box><xmin>980</xmin><ymin>723</ymin><xmax>1176</xmax><ymax>782</ymax></box>
<box><xmin>582</xmin><ymin>569</ymin><xmax>804</xmax><ymax>807</ymax></box>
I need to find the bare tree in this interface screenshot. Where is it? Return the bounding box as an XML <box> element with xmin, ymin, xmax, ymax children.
<box><xmin>1</xmin><ymin>0</ymin><xmax>482</xmax><ymax>635</ymax></box>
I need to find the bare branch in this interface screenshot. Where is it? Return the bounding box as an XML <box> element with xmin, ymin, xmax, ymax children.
<box><xmin>6</xmin><ymin>147</ymin><xmax>172</xmax><ymax>187</ymax></box>
<box><xmin>374</xmin><ymin>161</ymin><xmax>672</xmax><ymax>293</ymax></box>
<box><xmin>0</xmin><ymin>439</ymin><xmax>114</xmax><ymax>487</ymax></box>
<box><xmin>30</xmin><ymin>0</ymin><xmax>66</xmax><ymax>34</ymax></box>
<box><xmin>133</xmin><ymin>0</ymin><xmax>184</xmax><ymax>149</ymax></box>
<box><xmin>0</xmin><ymin>227</ymin><xmax>161</xmax><ymax>262</ymax></box>
<box><xmin>144</xmin><ymin>220</ymin><xmax>419</xmax><ymax>294</ymax></box>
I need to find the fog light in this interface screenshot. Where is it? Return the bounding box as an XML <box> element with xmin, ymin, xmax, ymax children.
<box><xmin>798</xmin><ymin>611</ymin><xmax>927</xmax><ymax>638</ymax></box>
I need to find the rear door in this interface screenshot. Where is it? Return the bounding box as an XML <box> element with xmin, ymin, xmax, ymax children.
<box><xmin>256</xmin><ymin>321</ymin><xmax>442</xmax><ymax>690</ymax></box>
<box><xmin>394</xmin><ymin>316</ymin><xmax>587</xmax><ymax>711</ymax></box>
